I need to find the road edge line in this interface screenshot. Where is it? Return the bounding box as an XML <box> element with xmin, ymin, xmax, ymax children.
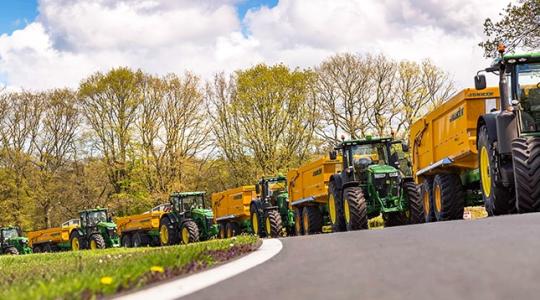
<box><xmin>115</xmin><ymin>238</ymin><xmax>283</xmax><ymax>300</ymax></box>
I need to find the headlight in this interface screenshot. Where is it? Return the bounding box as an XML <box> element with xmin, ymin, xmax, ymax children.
<box><xmin>374</xmin><ymin>173</ymin><xmax>386</xmax><ymax>179</ymax></box>
<box><xmin>389</xmin><ymin>172</ymin><xmax>399</xmax><ymax>177</ymax></box>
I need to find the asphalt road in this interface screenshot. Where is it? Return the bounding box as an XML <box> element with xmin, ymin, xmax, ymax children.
<box><xmin>185</xmin><ymin>213</ymin><xmax>540</xmax><ymax>300</ymax></box>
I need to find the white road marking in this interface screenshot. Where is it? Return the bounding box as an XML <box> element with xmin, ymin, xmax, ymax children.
<box><xmin>115</xmin><ymin>239</ymin><xmax>283</xmax><ymax>300</ymax></box>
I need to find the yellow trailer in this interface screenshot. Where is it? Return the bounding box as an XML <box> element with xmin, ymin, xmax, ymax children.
<box><xmin>287</xmin><ymin>157</ymin><xmax>341</xmax><ymax>234</ymax></box>
<box><xmin>409</xmin><ymin>87</ymin><xmax>503</xmax><ymax>221</ymax></box>
<box><xmin>211</xmin><ymin>186</ymin><xmax>256</xmax><ymax>238</ymax></box>
<box><xmin>27</xmin><ymin>219</ymin><xmax>80</xmax><ymax>252</ymax></box>
<box><xmin>116</xmin><ymin>204</ymin><xmax>169</xmax><ymax>248</ymax></box>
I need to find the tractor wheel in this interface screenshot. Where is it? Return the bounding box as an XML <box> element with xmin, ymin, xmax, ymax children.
<box><xmin>478</xmin><ymin>125</ymin><xmax>515</xmax><ymax>215</ymax></box>
<box><xmin>159</xmin><ymin>217</ymin><xmax>178</xmax><ymax>246</ymax></box>
<box><xmin>225</xmin><ymin>222</ymin><xmax>237</xmax><ymax>238</ymax></box>
<box><xmin>181</xmin><ymin>221</ymin><xmax>200</xmax><ymax>244</ymax></box>
<box><xmin>328</xmin><ymin>181</ymin><xmax>346</xmax><ymax>232</ymax></box>
<box><xmin>432</xmin><ymin>174</ymin><xmax>465</xmax><ymax>221</ymax></box>
<box><xmin>43</xmin><ymin>243</ymin><xmax>53</xmax><ymax>253</ymax></box>
<box><xmin>89</xmin><ymin>234</ymin><xmax>106</xmax><ymax>250</ymax></box>
<box><xmin>404</xmin><ymin>181</ymin><xmax>424</xmax><ymax>224</ymax></box>
<box><xmin>265</xmin><ymin>210</ymin><xmax>282</xmax><ymax>238</ymax></box>
<box><xmin>302</xmin><ymin>206</ymin><xmax>322</xmax><ymax>235</ymax></box>
<box><xmin>421</xmin><ymin>178</ymin><xmax>435</xmax><ymax>222</ymax></box>
<box><xmin>4</xmin><ymin>247</ymin><xmax>18</xmax><ymax>255</ymax></box>
<box><xmin>512</xmin><ymin>137</ymin><xmax>540</xmax><ymax>212</ymax></box>
<box><xmin>294</xmin><ymin>207</ymin><xmax>303</xmax><ymax>236</ymax></box>
<box><xmin>121</xmin><ymin>234</ymin><xmax>132</xmax><ymax>248</ymax></box>
<box><xmin>250</xmin><ymin>205</ymin><xmax>263</xmax><ymax>237</ymax></box>
<box><xmin>132</xmin><ymin>233</ymin><xmax>142</xmax><ymax>248</ymax></box>
<box><xmin>383</xmin><ymin>212</ymin><xmax>406</xmax><ymax>227</ymax></box>
<box><xmin>70</xmin><ymin>232</ymin><xmax>83</xmax><ymax>251</ymax></box>
<box><xmin>219</xmin><ymin>223</ymin><xmax>227</xmax><ymax>239</ymax></box>
<box><xmin>343</xmin><ymin>187</ymin><xmax>368</xmax><ymax>231</ymax></box>
<box><xmin>33</xmin><ymin>245</ymin><xmax>42</xmax><ymax>253</ymax></box>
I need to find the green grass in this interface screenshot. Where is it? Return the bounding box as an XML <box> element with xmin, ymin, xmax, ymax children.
<box><xmin>0</xmin><ymin>235</ymin><xmax>259</xmax><ymax>300</ymax></box>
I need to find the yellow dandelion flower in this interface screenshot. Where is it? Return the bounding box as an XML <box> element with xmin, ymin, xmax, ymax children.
<box><xmin>100</xmin><ymin>276</ymin><xmax>113</xmax><ymax>285</ymax></box>
<box><xmin>150</xmin><ymin>266</ymin><xmax>164</xmax><ymax>273</ymax></box>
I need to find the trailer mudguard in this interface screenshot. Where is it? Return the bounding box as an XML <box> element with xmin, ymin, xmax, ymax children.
<box><xmin>477</xmin><ymin>113</ymin><xmax>498</xmax><ymax>147</ymax></box>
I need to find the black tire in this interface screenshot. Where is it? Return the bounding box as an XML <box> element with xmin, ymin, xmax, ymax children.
<box><xmin>328</xmin><ymin>181</ymin><xmax>346</xmax><ymax>232</ymax></box>
<box><xmin>43</xmin><ymin>243</ymin><xmax>53</xmax><ymax>253</ymax></box>
<box><xmin>512</xmin><ymin>137</ymin><xmax>540</xmax><ymax>212</ymax></box>
<box><xmin>70</xmin><ymin>231</ymin><xmax>85</xmax><ymax>250</ymax></box>
<box><xmin>181</xmin><ymin>221</ymin><xmax>200</xmax><ymax>244</ymax></box>
<box><xmin>421</xmin><ymin>178</ymin><xmax>435</xmax><ymax>222</ymax></box>
<box><xmin>343</xmin><ymin>187</ymin><xmax>368</xmax><ymax>231</ymax></box>
<box><xmin>293</xmin><ymin>207</ymin><xmax>303</xmax><ymax>236</ymax></box>
<box><xmin>159</xmin><ymin>217</ymin><xmax>179</xmax><ymax>246</ymax></box>
<box><xmin>90</xmin><ymin>234</ymin><xmax>106</xmax><ymax>249</ymax></box>
<box><xmin>404</xmin><ymin>181</ymin><xmax>424</xmax><ymax>224</ymax></box>
<box><xmin>265</xmin><ymin>210</ymin><xmax>282</xmax><ymax>238</ymax></box>
<box><xmin>225</xmin><ymin>222</ymin><xmax>236</xmax><ymax>238</ymax></box>
<box><xmin>121</xmin><ymin>234</ymin><xmax>132</xmax><ymax>248</ymax></box>
<box><xmin>250</xmin><ymin>204</ymin><xmax>264</xmax><ymax>237</ymax></box>
<box><xmin>33</xmin><ymin>245</ymin><xmax>42</xmax><ymax>253</ymax></box>
<box><xmin>219</xmin><ymin>223</ymin><xmax>227</xmax><ymax>239</ymax></box>
<box><xmin>132</xmin><ymin>232</ymin><xmax>142</xmax><ymax>248</ymax></box>
<box><xmin>432</xmin><ymin>174</ymin><xmax>465</xmax><ymax>221</ymax></box>
<box><xmin>478</xmin><ymin>125</ymin><xmax>515</xmax><ymax>215</ymax></box>
<box><xmin>4</xmin><ymin>247</ymin><xmax>18</xmax><ymax>255</ymax></box>
<box><xmin>302</xmin><ymin>206</ymin><xmax>322</xmax><ymax>234</ymax></box>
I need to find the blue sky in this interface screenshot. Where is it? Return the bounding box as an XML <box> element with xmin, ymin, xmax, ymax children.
<box><xmin>0</xmin><ymin>0</ymin><xmax>277</xmax><ymax>36</ymax></box>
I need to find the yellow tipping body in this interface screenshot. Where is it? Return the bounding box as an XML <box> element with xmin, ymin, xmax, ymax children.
<box><xmin>409</xmin><ymin>87</ymin><xmax>500</xmax><ymax>183</ymax></box>
<box><xmin>211</xmin><ymin>186</ymin><xmax>256</xmax><ymax>222</ymax></box>
<box><xmin>287</xmin><ymin>157</ymin><xmax>341</xmax><ymax>208</ymax></box>
<box><xmin>116</xmin><ymin>211</ymin><xmax>164</xmax><ymax>236</ymax></box>
<box><xmin>28</xmin><ymin>221</ymin><xmax>79</xmax><ymax>247</ymax></box>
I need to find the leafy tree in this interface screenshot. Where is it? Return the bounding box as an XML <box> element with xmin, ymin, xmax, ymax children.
<box><xmin>480</xmin><ymin>0</ymin><xmax>540</xmax><ymax>57</ymax></box>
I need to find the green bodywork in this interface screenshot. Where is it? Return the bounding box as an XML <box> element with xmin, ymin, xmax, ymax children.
<box><xmin>335</xmin><ymin>137</ymin><xmax>415</xmax><ymax>219</ymax></box>
<box><xmin>75</xmin><ymin>209</ymin><xmax>120</xmax><ymax>249</ymax></box>
<box><xmin>0</xmin><ymin>227</ymin><xmax>32</xmax><ymax>255</ymax></box>
<box><xmin>167</xmin><ymin>192</ymin><xmax>219</xmax><ymax>240</ymax></box>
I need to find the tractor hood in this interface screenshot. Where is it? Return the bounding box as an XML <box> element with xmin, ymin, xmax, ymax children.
<box><xmin>9</xmin><ymin>236</ymin><xmax>28</xmax><ymax>243</ymax></box>
<box><xmin>192</xmin><ymin>208</ymin><xmax>213</xmax><ymax>218</ymax></box>
<box><xmin>97</xmin><ymin>222</ymin><xmax>117</xmax><ymax>229</ymax></box>
<box><xmin>368</xmin><ymin>164</ymin><xmax>400</xmax><ymax>176</ymax></box>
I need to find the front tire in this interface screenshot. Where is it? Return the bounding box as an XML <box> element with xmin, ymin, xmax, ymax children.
<box><xmin>478</xmin><ymin>125</ymin><xmax>515</xmax><ymax>215</ymax></box>
<box><xmin>512</xmin><ymin>137</ymin><xmax>540</xmax><ymax>212</ymax></box>
<box><xmin>250</xmin><ymin>205</ymin><xmax>263</xmax><ymax>237</ymax></box>
<box><xmin>432</xmin><ymin>174</ymin><xmax>465</xmax><ymax>221</ymax></box>
<box><xmin>159</xmin><ymin>217</ymin><xmax>178</xmax><ymax>246</ymax></box>
<box><xmin>343</xmin><ymin>187</ymin><xmax>368</xmax><ymax>231</ymax></box>
<box><xmin>4</xmin><ymin>247</ymin><xmax>18</xmax><ymax>255</ymax></box>
<box><xmin>265</xmin><ymin>210</ymin><xmax>282</xmax><ymax>238</ymax></box>
<box><xmin>70</xmin><ymin>231</ymin><xmax>83</xmax><ymax>251</ymax></box>
<box><xmin>181</xmin><ymin>221</ymin><xmax>200</xmax><ymax>244</ymax></box>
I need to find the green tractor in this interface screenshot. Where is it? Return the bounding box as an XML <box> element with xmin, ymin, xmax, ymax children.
<box><xmin>70</xmin><ymin>208</ymin><xmax>120</xmax><ymax>250</ymax></box>
<box><xmin>250</xmin><ymin>175</ymin><xmax>295</xmax><ymax>238</ymax></box>
<box><xmin>0</xmin><ymin>226</ymin><xmax>32</xmax><ymax>255</ymax></box>
<box><xmin>159</xmin><ymin>192</ymin><xmax>219</xmax><ymax>246</ymax></box>
<box><xmin>328</xmin><ymin>137</ymin><xmax>424</xmax><ymax>230</ymax></box>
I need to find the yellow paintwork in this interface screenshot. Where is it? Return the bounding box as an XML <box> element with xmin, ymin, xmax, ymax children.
<box><xmin>28</xmin><ymin>223</ymin><xmax>79</xmax><ymax>247</ymax></box>
<box><xmin>116</xmin><ymin>210</ymin><xmax>165</xmax><ymax>237</ymax></box>
<box><xmin>90</xmin><ymin>240</ymin><xmax>97</xmax><ymax>250</ymax></box>
<box><xmin>423</xmin><ymin>190</ymin><xmax>430</xmax><ymax>216</ymax></box>
<box><xmin>181</xmin><ymin>227</ymin><xmax>189</xmax><ymax>244</ymax></box>
<box><xmin>287</xmin><ymin>157</ymin><xmax>342</xmax><ymax>209</ymax></box>
<box><xmin>410</xmin><ymin>87</ymin><xmax>501</xmax><ymax>183</ymax></box>
<box><xmin>71</xmin><ymin>237</ymin><xmax>80</xmax><ymax>251</ymax></box>
<box><xmin>211</xmin><ymin>186</ymin><xmax>256</xmax><ymax>223</ymax></box>
<box><xmin>344</xmin><ymin>199</ymin><xmax>350</xmax><ymax>224</ymax></box>
<box><xmin>480</xmin><ymin>146</ymin><xmax>492</xmax><ymax>197</ymax></box>
<box><xmin>328</xmin><ymin>193</ymin><xmax>337</xmax><ymax>224</ymax></box>
<box><xmin>265</xmin><ymin>217</ymin><xmax>271</xmax><ymax>235</ymax></box>
<box><xmin>252</xmin><ymin>213</ymin><xmax>259</xmax><ymax>234</ymax></box>
<box><xmin>434</xmin><ymin>184</ymin><xmax>442</xmax><ymax>213</ymax></box>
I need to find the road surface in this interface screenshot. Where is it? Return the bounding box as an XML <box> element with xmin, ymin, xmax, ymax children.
<box><xmin>185</xmin><ymin>213</ymin><xmax>540</xmax><ymax>300</ymax></box>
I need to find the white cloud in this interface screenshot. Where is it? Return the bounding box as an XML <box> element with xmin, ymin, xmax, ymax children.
<box><xmin>0</xmin><ymin>0</ymin><xmax>512</xmax><ymax>91</ymax></box>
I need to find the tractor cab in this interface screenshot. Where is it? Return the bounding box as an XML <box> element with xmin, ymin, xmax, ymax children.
<box><xmin>170</xmin><ymin>192</ymin><xmax>207</xmax><ymax>215</ymax></box>
<box><xmin>256</xmin><ymin>175</ymin><xmax>287</xmax><ymax>207</ymax></box>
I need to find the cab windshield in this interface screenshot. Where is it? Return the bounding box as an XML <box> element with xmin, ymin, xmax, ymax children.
<box><xmin>174</xmin><ymin>195</ymin><xmax>204</xmax><ymax>212</ymax></box>
<box><xmin>87</xmin><ymin>211</ymin><xmax>107</xmax><ymax>226</ymax></box>
<box><xmin>515</xmin><ymin>62</ymin><xmax>540</xmax><ymax>132</ymax></box>
<box><xmin>350</xmin><ymin>143</ymin><xmax>388</xmax><ymax>166</ymax></box>
<box><xmin>2</xmin><ymin>228</ymin><xmax>19</xmax><ymax>239</ymax></box>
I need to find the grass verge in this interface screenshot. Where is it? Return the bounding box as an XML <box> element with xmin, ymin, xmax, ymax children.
<box><xmin>0</xmin><ymin>235</ymin><xmax>260</xmax><ymax>300</ymax></box>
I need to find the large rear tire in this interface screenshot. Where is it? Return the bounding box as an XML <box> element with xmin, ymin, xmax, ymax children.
<box><xmin>265</xmin><ymin>210</ymin><xmax>282</xmax><ymax>238</ymax></box>
<box><xmin>181</xmin><ymin>221</ymin><xmax>200</xmax><ymax>244</ymax></box>
<box><xmin>302</xmin><ymin>206</ymin><xmax>322</xmax><ymax>235</ymax></box>
<box><xmin>218</xmin><ymin>223</ymin><xmax>226</xmax><ymax>239</ymax></box>
<box><xmin>293</xmin><ymin>207</ymin><xmax>303</xmax><ymax>236</ymax></box>
<box><xmin>432</xmin><ymin>174</ymin><xmax>465</xmax><ymax>221</ymax></box>
<box><xmin>512</xmin><ymin>137</ymin><xmax>540</xmax><ymax>212</ymax></box>
<box><xmin>478</xmin><ymin>125</ymin><xmax>515</xmax><ymax>215</ymax></box>
<box><xmin>328</xmin><ymin>181</ymin><xmax>346</xmax><ymax>232</ymax></box>
<box><xmin>404</xmin><ymin>181</ymin><xmax>424</xmax><ymax>224</ymax></box>
<box><xmin>121</xmin><ymin>234</ymin><xmax>132</xmax><ymax>248</ymax></box>
<box><xmin>343</xmin><ymin>187</ymin><xmax>368</xmax><ymax>231</ymax></box>
<box><xmin>421</xmin><ymin>178</ymin><xmax>435</xmax><ymax>222</ymax></box>
<box><xmin>89</xmin><ymin>234</ymin><xmax>106</xmax><ymax>250</ymax></box>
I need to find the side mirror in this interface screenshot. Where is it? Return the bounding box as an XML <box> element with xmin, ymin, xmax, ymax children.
<box><xmin>402</xmin><ymin>144</ymin><xmax>410</xmax><ymax>152</ymax></box>
<box><xmin>329</xmin><ymin>150</ymin><xmax>337</xmax><ymax>160</ymax></box>
<box><xmin>474</xmin><ymin>74</ymin><xmax>487</xmax><ymax>90</ymax></box>
<box><xmin>255</xmin><ymin>184</ymin><xmax>260</xmax><ymax>194</ymax></box>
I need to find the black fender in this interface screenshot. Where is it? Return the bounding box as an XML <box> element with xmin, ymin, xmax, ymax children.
<box><xmin>250</xmin><ymin>199</ymin><xmax>263</xmax><ymax>214</ymax></box>
<box><xmin>342</xmin><ymin>180</ymin><xmax>361</xmax><ymax>191</ymax></box>
<box><xmin>161</xmin><ymin>213</ymin><xmax>180</xmax><ymax>227</ymax></box>
<box><xmin>477</xmin><ymin>114</ymin><xmax>498</xmax><ymax>148</ymax></box>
